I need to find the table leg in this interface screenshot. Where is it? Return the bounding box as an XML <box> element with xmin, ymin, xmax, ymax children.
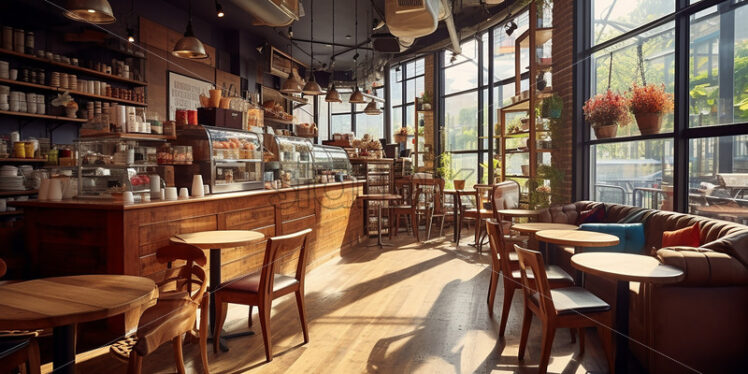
<box><xmin>208</xmin><ymin>249</ymin><xmax>254</xmax><ymax>352</ymax></box>
<box><xmin>52</xmin><ymin>324</ymin><xmax>76</xmax><ymax>374</ymax></box>
<box><xmin>614</xmin><ymin>280</ymin><xmax>630</xmax><ymax>372</ymax></box>
<box><xmin>368</xmin><ymin>204</ymin><xmax>392</xmax><ymax>247</ymax></box>
<box><xmin>453</xmin><ymin>204</ymin><xmax>459</xmax><ymax>242</ymax></box>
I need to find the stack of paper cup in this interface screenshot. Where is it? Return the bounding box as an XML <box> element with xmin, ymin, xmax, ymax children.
<box><xmin>191</xmin><ymin>175</ymin><xmax>204</xmax><ymax>197</ymax></box>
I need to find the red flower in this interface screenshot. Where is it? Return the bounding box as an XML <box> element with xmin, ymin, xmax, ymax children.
<box><xmin>628</xmin><ymin>83</ymin><xmax>674</xmax><ymax>114</ymax></box>
<box><xmin>583</xmin><ymin>90</ymin><xmax>630</xmax><ymax>127</ymax></box>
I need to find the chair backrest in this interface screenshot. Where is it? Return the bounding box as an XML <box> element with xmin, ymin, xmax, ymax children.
<box><xmin>514</xmin><ymin>244</ymin><xmax>555</xmax><ymax>316</ymax></box>
<box><xmin>474</xmin><ymin>184</ymin><xmax>494</xmax><ymax>211</ymax></box>
<box><xmin>394</xmin><ymin>176</ymin><xmax>415</xmax><ymax>205</ymax></box>
<box><xmin>486</xmin><ymin>219</ymin><xmax>514</xmax><ymax>277</ymax></box>
<box><xmin>155</xmin><ymin>243</ymin><xmax>207</xmax><ymax>296</ymax></box>
<box><xmin>259</xmin><ymin>228</ymin><xmax>313</xmax><ymax>299</ymax></box>
<box><xmin>0</xmin><ymin>258</ymin><xmax>6</xmax><ymax>279</ymax></box>
<box><xmin>415</xmin><ymin>177</ymin><xmax>445</xmax><ymax>214</ymax></box>
<box><xmin>491</xmin><ymin>180</ymin><xmax>521</xmax><ymax>220</ymax></box>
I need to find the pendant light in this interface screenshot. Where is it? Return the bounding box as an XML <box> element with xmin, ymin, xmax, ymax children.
<box><xmin>325</xmin><ymin>0</ymin><xmax>342</xmax><ymax>103</ymax></box>
<box><xmin>349</xmin><ymin>0</ymin><xmax>366</xmax><ymax>104</ymax></box>
<box><xmin>302</xmin><ymin>0</ymin><xmax>324</xmax><ymax>95</ymax></box>
<box><xmin>281</xmin><ymin>43</ymin><xmax>303</xmax><ymax>94</ymax></box>
<box><xmin>172</xmin><ymin>0</ymin><xmax>208</xmax><ymax>59</ymax></box>
<box><xmin>64</xmin><ymin>0</ymin><xmax>116</xmax><ymax>24</ymax></box>
<box><xmin>363</xmin><ymin>98</ymin><xmax>381</xmax><ymax>115</ymax></box>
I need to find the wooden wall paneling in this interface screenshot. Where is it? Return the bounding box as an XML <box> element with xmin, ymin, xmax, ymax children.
<box><xmin>215</xmin><ymin>69</ymin><xmax>241</xmax><ymax>94</ymax></box>
<box><xmin>223</xmin><ymin>206</ymin><xmax>275</xmax><ymax>229</ymax></box>
<box><xmin>144</xmin><ymin>45</ymin><xmax>168</xmax><ymax>120</ymax></box>
<box><xmin>139</xmin><ymin>17</ymin><xmax>168</xmax><ymax>50</ymax></box>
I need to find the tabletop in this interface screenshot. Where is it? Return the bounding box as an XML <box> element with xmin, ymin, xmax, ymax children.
<box><xmin>0</xmin><ymin>275</ymin><xmax>157</xmax><ymax>330</ymax></box>
<box><xmin>358</xmin><ymin>194</ymin><xmax>403</xmax><ymax>201</ymax></box>
<box><xmin>695</xmin><ymin>205</ymin><xmax>748</xmax><ymax>218</ymax></box>
<box><xmin>171</xmin><ymin>230</ymin><xmax>265</xmax><ymax>249</ymax></box>
<box><xmin>571</xmin><ymin>252</ymin><xmax>684</xmax><ymax>283</ymax></box>
<box><xmin>497</xmin><ymin>209</ymin><xmax>543</xmax><ymax>218</ymax></box>
<box><xmin>511</xmin><ymin>222</ymin><xmax>578</xmax><ymax>234</ymax></box>
<box><xmin>535</xmin><ymin>229</ymin><xmax>619</xmax><ymax>247</ymax></box>
<box><xmin>443</xmin><ymin>189</ymin><xmax>458</xmax><ymax>195</ymax></box>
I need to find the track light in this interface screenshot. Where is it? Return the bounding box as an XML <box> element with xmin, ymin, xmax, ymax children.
<box><xmin>505</xmin><ymin>20</ymin><xmax>517</xmax><ymax>36</ymax></box>
<box><xmin>288</xmin><ymin>27</ymin><xmax>293</xmax><ymax>38</ymax></box>
<box><xmin>353</xmin><ymin>52</ymin><xmax>360</xmax><ymax>61</ymax></box>
<box><xmin>450</xmin><ymin>53</ymin><xmax>458</xmax><ymax>63</ymax></box>
<box><xmin>126</xmin><ymin>27</ymin><xmax>135</xmax><ymax>43</ymax></box>
<box><xmin>373</xmin><ymin>18</ymin><xmax>385</xmax><ymax>31</ymax></box>
<box><xmin>215</xmin><ymin>1</ymin><xmax>224</xmax><ymax>17</ymax></box>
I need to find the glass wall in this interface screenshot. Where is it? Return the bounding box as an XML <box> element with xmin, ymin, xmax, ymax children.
<box><xmin>581</xmin><ymin>0</ymin><xmax>748</xmax><ymax>221</ymax></box>
<box><xmin>389</xmin><ymin>58</ymin><xmax>425</xmax><ymax>143</ymax></box>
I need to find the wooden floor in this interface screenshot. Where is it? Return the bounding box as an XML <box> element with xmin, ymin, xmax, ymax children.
<box><xmin>53</xmin><ymin>230</ymin><xmax>615</xmax><ymax>374</ymax></box>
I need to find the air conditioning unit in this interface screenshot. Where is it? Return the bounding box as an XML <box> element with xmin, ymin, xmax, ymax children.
<box><xmin>393</xmin><ymin>0</ymin><xmax>426</xmax><ymax>14</ymax></box>
<box><xmin>229</xmin><ymin>0</ymin><xmax>299</xmax><ymax>27</ymax></box>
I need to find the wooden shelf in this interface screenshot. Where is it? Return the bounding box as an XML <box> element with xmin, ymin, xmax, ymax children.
<box><xmin>502</xmin><ymin>98</ymin><xmax>530</xmax><ymax>111</ymax></box>
<box><xmin>505</xmin><ymin>175</ymin><xmax>530</xmax><ymax>178</ymax></box>
<box><xmin>519</xmin><ymin>27</ymin><xmax>553</xmax><ymax>47</ymax></box>
<box><xmin>0</xmin><ymin>158</ymin><xmax>47</xmax><ymax>163</ymax></box>
<box><xmin>0</xmin><ymin>78</ymin><xmax>147</xmax><ymax>107</ymax></box>
<box><xmin>0</xmin><ymin>110</ymin><xmax>87</xmax><ymax>122</ymax></box>
<box><xmin>79</xmin><ymin>132</ymin><xmax>175</xmax><ymax>141</ymax></box>
<box><xmin>0</xmin><ymin>48</ymin><xmax>147</xmax><ymax>86</ymax></box>
<box><xmin>264</xmin><ymin>115</ymin><xmax>294</xmax><ymax>125</ymax></box>
<box><xmin>0</xmin><ymin>77</ymin><xmax>58</xmax><ymax>92</ymax></box>
<box><xmin>0</xmin><ymin>190</ymin><xmax>37</xmax><ymax>197</ymax></box>
<box><xmin>0</xmin><ymin>210</ymin><xmax>23</xmax><ymax>217</ymax></box>
<box><xmin>505</xmin><ymin>149</ymin><xmax>530</xmax><ymax>154</ymax></box>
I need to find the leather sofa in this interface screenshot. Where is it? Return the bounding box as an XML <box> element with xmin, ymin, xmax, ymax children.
<box><xmin>535</xmin><ymin>201</ymin><xmax>748</xmax><ymax>374</ymax></box>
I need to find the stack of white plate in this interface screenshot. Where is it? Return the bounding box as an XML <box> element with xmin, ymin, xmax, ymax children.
<box><xmin>0</xmin><ymin>165</ymin><xmax>18</xmax><ymax>177</ymax></box>
<box><xmin>0</xmin><ymin>175</ymin><xmax>24</xmax><ymax>191</ymax></box>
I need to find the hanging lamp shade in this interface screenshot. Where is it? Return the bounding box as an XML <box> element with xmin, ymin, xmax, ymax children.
<box><xmin>281</xmin><ymin>70</ymin><xmax>302</xmax><ymax>94</ymax></box>
<box><xmin>364</xmin><ymin>99</ymin><xmax>381</xmax><ymax>115</ymax></box>
<box><xmin>172</xmin><ymin>21</ymin><xmax>208</xmax><ymax>59</ymax></box>
<box><xmin>64</xmin><ymin>0</ymin><xmax>116</xmax><ymax>24</ymax></box>
<box><xmin>325</xmin><ymin>84</ymin><xmax>342</xmax><ymax>103</ymax></box>
<box><xmin>302</xmin><ymin>74</ymin><xmax>324</xmax><ymax>95</ymax></box>
<box><xmin>349</xmin><ymin>87</ymin><xmax>366</xmax><ymax>104</ymax></box>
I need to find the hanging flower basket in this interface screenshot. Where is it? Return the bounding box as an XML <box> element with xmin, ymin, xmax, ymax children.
<box><xmin>394</xmin><ymin>133</ymin><xmax>408</xmax><ymax>143</ymax></box>
<box><xmin>628</xmin><ymin>84</ymin><xmax>673</xmax><ymax>135</ymax></box>
<box><xmin>583</xmin><ymin>90</ymin><xmax>629</xmax><ymax>140</ymax></box>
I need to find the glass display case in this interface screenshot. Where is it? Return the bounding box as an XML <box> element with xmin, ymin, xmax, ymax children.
<box><xmin>76</xmin><ymin>138</ymin><xmax>160</xmax><ymax>198</ymax></box>
<box><xmin>175</xmin><ymin>126</ymin><xmax>264</xmax><ymax>193</ymax></box>
<box><xmin>312</xmin><ymin>145</ymin><xmax>352</xmax><ymax>182</ymax></box>
<box><xmin>266</xmin><ymin>135</ymin><xmax>315</xmax><ymax>187</ymax></box>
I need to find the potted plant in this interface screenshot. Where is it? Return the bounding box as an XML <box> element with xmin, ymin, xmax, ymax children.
<box><xmin>583</xmin><ymin>90</ymin><xmax>629</xmax><ymax>139</ymax></box>
<box><xmin>541</xmin><ymin>93</ymin><xmax>563</xmax><ymax>119</ymax></box>
<box><xmin>628</xmin><ymin>83</ymin><xmax>674</xmax><ymax>135</ymax></box>
<box><xmin>419</xmin><ymin>91</ymin><xmax>432</xmax><ymax>111</ymax></box>
<box><xmin>394</xmin><ymin>126</ymin><xmax>412</xmax><ymax>143</ymax></box>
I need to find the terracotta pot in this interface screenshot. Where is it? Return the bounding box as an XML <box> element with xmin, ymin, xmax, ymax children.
<box><xmin>593</xmin><ymin>124</ymin><xmax>618</xmax><ymax>139</ymax></box>
<box><xmin>394</xmin><ymin>133</ymin><xmax>407</xmax><ymax>143</ymax></box>
<box><xmin>454</xmin><ymin>180</ymin><xmax>466</xmax><ymax>190</ymax></box>
<box><xmin>635</xmin><ymin>112</ymin><xmax>663</xmax><ymax>135</ymax></box>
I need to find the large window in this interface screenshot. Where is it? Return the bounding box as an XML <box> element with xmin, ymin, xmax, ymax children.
<box><xmin>580</xmin><ymin>0</ymin><xmax>748</xmax><ymax>220</ymax></box>
<box><xmin>389</xmin><ymin>58</ymin><xmax>425</xmax><ymax>143</ymax></box>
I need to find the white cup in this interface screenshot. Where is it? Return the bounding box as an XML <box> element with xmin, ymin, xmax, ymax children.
<box><xmin>38</xmin><ymin>178</ymin><xmax>49</xmax><ymax>200</ymax></box>
<box><xmin>179</xmin><ymin>187</ymin><xmax>189</xmax><ymax>199</ymax></box>
<box><xmin>123</xmin><ymin>191</ymin><xmax>134</xmax><ymax>204</ymax></box>
<box><xmin>48</xmin><ymin>179</ymin><xmax>63</xmax><ymax>201</ymax></box>
<box><xmin>191</xmin><ymin>175</ymin><xmax>204</xmax><ymax>197</ymax></box>
<box><xmin>0</xmin><ymin>199</ymin><xmax>6</xmax><ymax>212</ymax></box>
<box><xmin>9</xmin><ymin>68</ymin><xmax>17</xmax><ymax>80</ymax></box>
<box><xmin>165</xmin><ymin>187</ymin><xmax>178</xmax><ymax>200</ymax></box>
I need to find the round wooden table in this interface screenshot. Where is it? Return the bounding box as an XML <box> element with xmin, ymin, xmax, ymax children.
<box><xmin>171</xmin><ymin>230</ymin><xmax>264</xmax><ymax>351</ymax></box>
<box><xmin>0</xmin><ymin>275</ymin><xmax>157</xmax><ymax>374</ymax></box>
<box><xmin>496</xmin><ymin>209</ymin><xmax>542</xmax><ymax>219</ymax></box>
<box><xmin>571</xmin><ymin>252</ymin><xmax>684</xmax><ymax>372</ymax></box>
<box><xmin>358</xmin><ymin>194</ymin><xmax>402</xmax><ymax>247</ymax></box>
<box><xmin>511</xmin><ymin>222</ymin><xmax>578</xmax><ymax>235</ymax></box>
<box><xmin>535</xmin><ymin>229</ymin><xmax>620</xmax><ymax>267</ymax></box>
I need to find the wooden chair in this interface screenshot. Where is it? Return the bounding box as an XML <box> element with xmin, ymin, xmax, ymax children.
<box><xmin>109</xmin><ymin>244</ymin><xmax>210</xmax><ymax>374</ymax></box>
<box><xmin>485</xmin><ymin>221</ymin><xmax>574</xmax><ymax>334</ymax></box>
<box><xmin>390</xmin><ymin>177</ymin><xmax>419</xmax><ymax>241</ymax></box>
<box><xmin>457</xmin><ymin>184</ymin><xmax>494</xmax><ymax>251</ymax></box>
<box><xmin>490</xmin><ymin>181</ymin><xmax>529</xmax><ymax>247</ymax></box>
<box><xmin>0</xmin><ymin>258</ymin><xmax>41</xmax><ymax>374</ymax></box>
<box><xmin>213</xmin><ymin>228</ymin><xmax>313</xmax><ymax>362</ymax></box>
<box><xmin>414</xmin><ymin>177</ymin><xmax>446</xmax><ymax>240</ymax></box>
<box><xmin>514</xmin><ymin>245</ymin><xmax>615</xmax><ymax>374</ymax></box>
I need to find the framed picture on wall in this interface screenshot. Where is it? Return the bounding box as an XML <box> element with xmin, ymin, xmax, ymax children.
<box><xmin>167</xmin><ymin>71</ymin><xmax>214</xmax><ymax>121</ymax></box>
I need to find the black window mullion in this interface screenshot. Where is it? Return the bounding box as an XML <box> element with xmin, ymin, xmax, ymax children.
<box><xmin>488</xmin><ymin>28</ymin><xmax>495</xmax><ymax>182</ymax></box>
<box><xmin>673</xmin><ymin>0</ymin><xmax>690</xmax><ymax>213</ymax></box>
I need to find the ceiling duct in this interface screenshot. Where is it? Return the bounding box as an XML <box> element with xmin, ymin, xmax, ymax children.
<box><xmin>229</xmin><ymin>0</ymin><xmax>300</xmax><ymax>27</ymax></box>
<box><xmin>385</xmin><ymin>0</ymin><xmax>460</xmax><ymax>54</ymax></box>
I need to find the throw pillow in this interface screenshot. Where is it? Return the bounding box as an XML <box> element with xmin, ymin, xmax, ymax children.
<box><xmin>662</xmin><ymin>222</ymin><xmax>701</xmax><ymax>248</ymax></box>
<box><xmin>576</xmin><ymin>204</ymin><xmax>606</xmax><ymax>225</ymax></box>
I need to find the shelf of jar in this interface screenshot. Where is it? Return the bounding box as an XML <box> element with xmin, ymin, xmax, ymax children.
<box><xmin>79</xmin><ymin>132</ymin><xmax>175</xmax><ymax>141</ymax></box>
<box><xmin>0</xmin><ymin>78</ymin><xmax>147</xmax><ymax>106</ymax></box>
<box><xmin>0</xmin><ymin>110</ymin><xmax>87</xmax><ymax>122</ymax></box>
<box><xmin>0</xmin><ymin>48</ymin><xmax>148</xmax><ymax>86</ymax></box>
<box><xmin>0</xmin><ymin>158</ymin><xmax>47</xmax><ymax>163</ymax></box>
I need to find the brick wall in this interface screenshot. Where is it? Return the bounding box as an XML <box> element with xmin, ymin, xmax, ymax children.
<box><xmin>422</xmin><ymin>54</ymin><xmax>436</xmax><ymax>172</ymax></box>
<box><xmin>551</xmin><ymin>0</ymin><xmax>574</xmax><ymax>203</ymax></box>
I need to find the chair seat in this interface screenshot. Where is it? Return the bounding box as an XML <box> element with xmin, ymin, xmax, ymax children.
<box><xmin>533</xmin><ymin>287</ymin><xmax>611</xmax><ymax>316</ymax></box>
<box><xmin>222</xmin><ymin>273</ymin><xmax>298</xmax><ymax>294</ymax></box>
<box><xmin>504</xmin><ymin>234</ymin><xmax>529</xmax><ymax>244</ymax></box>
<box><xmin>512</xmin><ymin>265</ymin><xmax>574</xmax><ymax>284</ymax></box>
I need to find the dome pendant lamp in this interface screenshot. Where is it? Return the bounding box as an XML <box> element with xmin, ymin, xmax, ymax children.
<box><xmin>349</xmin><ymin>0</ymin><xmax>366</xmax><ymax>104</ymax></box>
<box><xmin>172</xmin><ymin>0</ymin><xmax>208</xmax><ymax>59</ymax></box>
<box><xmin>363</xmin><ymin>98</ymin><xmax>381</xmax><ymax>115</ymax></box>
<box><xmin>325</xmin><ymin>0</ymin><xmax>342</xmax><ymax>103</ymax></box>
<box><xmin>64</xmin><ymin>0</ymin><xmax>116</xmax><ymax>24</ymax></box>
<box><xmin>302</xmin><ymin>0</ymin><xmax>324</xmax><ymax>95</ymax></box>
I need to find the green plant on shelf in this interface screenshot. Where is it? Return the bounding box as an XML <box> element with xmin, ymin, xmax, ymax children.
<box><xmin>540</xmin><ymin>93</ymin><xmax>563</xmax><ymax>119</ymax></box>
<box><xmin>436</xmin><ymin>152</ymin><xmax>454</xmax><ymax>188</ymax></box>
<box><xmin>526</xmin><ymin>163</ymin><xmax>565</xmax><ymax>208</ymax></box>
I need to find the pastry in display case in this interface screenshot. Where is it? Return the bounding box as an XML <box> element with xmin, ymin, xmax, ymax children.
<box><xmin>76</xmin><ymin>138</ymin><xmax>160</xmax><ymax>198</ymax></box>
<box><xmin>312</xmin><ymin>144</ymin><xmax>352</xmax><ymax>183</ymax></box>
<box><xmin>264</xmin><ymin>135</ymin><xmax>315</xmax><ymax>187</ymax></box>
<box><xmin>174</xmin><ymin>126</ymin><xmax>264</xmax><ymax>193</ymax></box>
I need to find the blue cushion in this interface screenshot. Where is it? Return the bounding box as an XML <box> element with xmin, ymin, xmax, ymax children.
<box><xmin>579</xmin><ymin>223</ymin><xmax>646</xmax><ymax>254</ymax></box>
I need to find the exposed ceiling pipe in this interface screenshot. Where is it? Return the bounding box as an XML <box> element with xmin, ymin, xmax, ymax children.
<box><xmin>440</xmin><ymin>0</ymin><xmax>462</xmax><ymax>54</ymax></box>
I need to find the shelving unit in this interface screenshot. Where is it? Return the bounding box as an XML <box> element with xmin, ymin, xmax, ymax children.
<box><xmin>0</xmin><ymin>110</ymin><xmax>87</xmax><ymax>123</ymax></box>
<box><xmin>413</xmin><ymin>97</ymin><xmax>435</xmax><ymax>173</ymax></box>
<box><xmin>496</xmin><ymin>1</ymin><xmax>555</xmax><ymax>206</ymax></box>
<box><xmin>350</xmin><ymin>158</ymin><xmax>395</xmax><ymax>236</ymax></box>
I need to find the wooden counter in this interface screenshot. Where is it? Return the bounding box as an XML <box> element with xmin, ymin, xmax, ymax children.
<box><xmin>14</xmin><ymin>181</ymin><xmax>364</xmax><ymax>282</ymax></box>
